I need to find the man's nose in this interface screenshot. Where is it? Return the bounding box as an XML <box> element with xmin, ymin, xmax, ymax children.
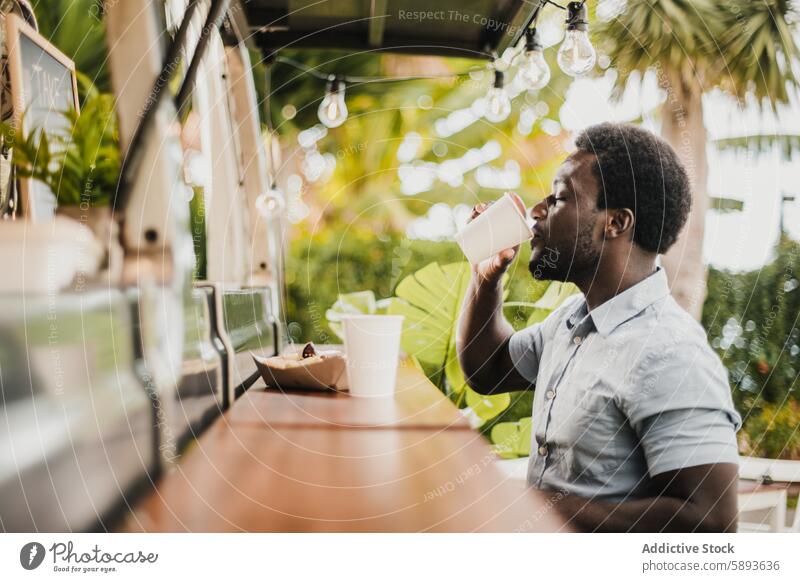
<box><xmin>531</xmin><ymin>198</ymin><xmax>547</xmax><ymax>222</ymax></box>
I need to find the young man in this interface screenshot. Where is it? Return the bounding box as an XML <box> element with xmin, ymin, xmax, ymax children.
<box><xmin>457</xmin><ymin>123</ymin><xmax>741</xmax><ymax>532</ymax></box>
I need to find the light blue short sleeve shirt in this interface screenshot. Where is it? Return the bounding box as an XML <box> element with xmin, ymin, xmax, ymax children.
<box><xmin>508</xmin><ymin>268</ymin><xmax>742</xmax><ymax>502</ymax></box>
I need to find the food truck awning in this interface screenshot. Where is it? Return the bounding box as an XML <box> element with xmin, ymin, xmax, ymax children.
<box><xmin>247</xmin><ymin>0</ymin><xmax>539</xmax><ymax>58</ymax></box>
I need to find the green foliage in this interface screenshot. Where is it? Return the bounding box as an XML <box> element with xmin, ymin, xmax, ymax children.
<box><xmin>32</xmin><ymin>0</ymin><xmax>111</xmax><ymax>98</ymax></box>
<box><xmin>491</xmin><ymin>417</ymin><xmax>532</xmax><ymax>458</ymax></box>
<box><xmin>597</xmin><ymin>0</ymin><xmax>799</xmax><ymax>108</ymax></box>
<box><xmin>714</xmin><ymin>134</ymin><xmax>800</xmax><ymax>163</ymax></box>
<box><xmin>325</xmin><ymin>290</ymin><xmax>393</xmax><ymax>339</ymax></box>
<box><xmin>703</xmin><ymin>239</ymin><xmax>800</xmax><ymax>416</ymax></box>
<box><xmin>740</xmin><ymin>401</ymin><xmax>800</xmax><ymax>460</ymax></box>
<box><xmin>0</xmin><ymin>90</ymin><xmax>120</xmax><ymax>206</ymax></box>
<box><xmin>388</xmin><ymin>262</ymin><xmax>473</xmax><ymax>393</ymax></box>
<box><xmin>286</xmin><ymin>229</ymin><xmax>464</xmax><ymax>344</ymax></box>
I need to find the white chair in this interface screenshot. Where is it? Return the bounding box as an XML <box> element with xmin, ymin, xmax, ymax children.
<box><xmin>738</xmin><ymin>456</ymin><xmax>800</xmax><ymax>533</ymax></box>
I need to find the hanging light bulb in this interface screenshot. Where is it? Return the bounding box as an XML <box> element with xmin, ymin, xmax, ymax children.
<box><xmin>484</xmin><ymin>69</ymin><xmax>511</xmax><ymax>123</ymax></box>
<box><xmin>518</xmin><ymin>27</ymin><xmax>551</xmax><ymax>91</ymax></box>
<box><xmin>317</xmin><ymin>76</ymin><xmax>348</xmax><ymax>128</ymax></box>
<box><xmin>256</xmin><ymin>183</ymin><xmax>286</xmax><ymax>219</ymax></box>
<box><xmin>557</xmin><ymin>1</ymin><xmax>596</xmax><ymax>77</ymax></box>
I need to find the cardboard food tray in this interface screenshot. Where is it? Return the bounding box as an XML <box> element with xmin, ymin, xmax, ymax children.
<box><xmin>252</xmin><ymin>352</ymin><xmax>348</xmax><ymax>392</ymax></box>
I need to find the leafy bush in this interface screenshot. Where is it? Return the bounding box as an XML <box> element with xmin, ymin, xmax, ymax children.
<box><xmin>739</xmin><ymin>401</ymin><xmax>800</xmax><ymax>460</ymax></box>
<box><xmin>703</xmin><ymin>239</ymin><xmax>800</xmax><ymax>415</ymax></box>
<box><xmin>286</xmin><ymin>228</ymin><xmax>463</xmax><ymax>344</ymax></box>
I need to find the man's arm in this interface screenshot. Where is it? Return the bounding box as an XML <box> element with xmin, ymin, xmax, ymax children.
<box><xmin>548</xmin><ymin>463</ymin><xmax>739</xmax><ymax>532</ymax></box>
<box><xmin>455</xmin><ymin>200</ymin><xmax>534</xmax><ymax>395</ymax></box>
<box><xmin>457</xmin><ymin>268</ymin><xmax>532</xmax><ymax>394</ymax></box>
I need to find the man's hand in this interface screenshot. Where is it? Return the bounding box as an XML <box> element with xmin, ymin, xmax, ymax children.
<box><xmin>469</xmin><ymin>193</ymin><xmax>525</xmax><ymax>284</ymax></box>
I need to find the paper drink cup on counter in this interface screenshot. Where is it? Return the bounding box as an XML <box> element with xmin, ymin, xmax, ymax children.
<box><xmin>341</xmin><ymin>315</ymin><xmax>404</xmax><ymax>398</ymax></box>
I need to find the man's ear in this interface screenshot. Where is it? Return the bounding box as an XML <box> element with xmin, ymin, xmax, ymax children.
<box><xmin>605</xmin><ymin>208</ymin><xmax>635</xmax><ymax>240</ymax></box>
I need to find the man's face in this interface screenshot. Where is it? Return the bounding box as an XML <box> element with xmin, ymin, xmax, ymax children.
<box><xmin>528</xmin><ymin>150</ymin><xmax>605</xmax><ymax>282</ymax></box>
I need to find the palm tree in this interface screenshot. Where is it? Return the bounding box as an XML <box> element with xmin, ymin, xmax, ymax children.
<box><xmin>597</xmin><ymin>0</ymin><xmax>799</xmax><ymax>319</ymax></box>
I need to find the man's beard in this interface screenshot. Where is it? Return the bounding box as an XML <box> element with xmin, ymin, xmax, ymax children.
<box><xmin>528</xmin><ymin>221</ymin><xmax>600</xmax><ymax>282</ymax></box>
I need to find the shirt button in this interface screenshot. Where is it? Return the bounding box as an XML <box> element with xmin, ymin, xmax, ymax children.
<box><xmin>545</xmin><ymin>390</ymin><xmax>555</xmax><ymax>400</ymax></box>
<box><xmin>538</xmin><ymin>445</ymin><xmax>548</xmax><ymax>456</ymax></box>
<box><xmin>573</xmin><ymin>336</ymin><xmax>582</xmax><ymax>345</ymax></box>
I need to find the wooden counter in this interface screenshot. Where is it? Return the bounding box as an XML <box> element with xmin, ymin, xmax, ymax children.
<box><xmin>234</xmin><ymin>359</ymin><xmax>471</xmax><ymax>431</ymax></box>
<box><xmin>121</xmin><ymin>360</ymin><xmax>567</xmax><ymax>532</ymax></box>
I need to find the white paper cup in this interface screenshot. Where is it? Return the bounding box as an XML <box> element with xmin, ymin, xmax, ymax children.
<box><xmin>454</xmin><ymin>192</ymin><xmax>533</xmax><ymax>265</ymax></box>
<box><xmin>341</xmin><ymin>315</ymin><xmax>404</xmax><ymax>398</ymax></box>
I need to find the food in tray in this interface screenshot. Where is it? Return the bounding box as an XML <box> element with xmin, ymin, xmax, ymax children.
<box><xmin>263</xmin><ymin>345</ymin><xmax>344</xmax><ymax>368</ymax></box>
<box><xmin>252</xmin><ymin>344</ymin><xmax>348</xmax><ymax>391</ymax></box>
<box><xmin>301</xmin><ymin>342</ymin><xmax>317</xmax><ymax>358</ymax></box>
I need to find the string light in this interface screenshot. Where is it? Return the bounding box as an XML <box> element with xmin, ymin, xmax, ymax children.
<box><xmin>317</xmin><ymin>76</ymin><xmax>348</xmax><ymax>128</ymax></box>
<box><xmin>557</xmin><ymin>1</ymin><xmax>597</xmax><ymax>76</ymax></box>
<box><xmin>256</xmin><ymin>184</ymin><xmax>286</xmax><ymax>219</ymax></box>
<box><xmin>271</xmin><ymin>0</ymin><xmax>605</xmax><ymax>130</ymax></box>
<box><xmin>518</xmin><ymin>28</ymin><xmax>551</xmax><ymax>91</ymax></box>
<box><xmin>484</xmin><ymin>69</ymin><xmax>512</xmax><ymax>123</ymax></box>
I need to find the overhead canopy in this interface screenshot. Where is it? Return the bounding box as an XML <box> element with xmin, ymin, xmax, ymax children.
<box><xmin>246</xmin><ymin>0</ymin><xmax>540</xmax><ymax>59</ymax></box>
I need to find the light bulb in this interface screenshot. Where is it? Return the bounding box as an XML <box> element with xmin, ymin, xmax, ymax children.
<box><xmin>558</xmin><ymin>2</ymin><xmax>596</xmax><ymax>77</ymax></box>
<box><xmin>518</xmin><ymin>28</ymin><xmax>551</xmax><ymax>91</ymax></box>
<box><xmin>256</xmin><ymin>186</ymin><xmax>286</xmax><ymax>219</ymax></box>
<box><xmin>317</xmin><ymin>77</ymin><xmax>348</xmax><ymax>128</ymax></box>
<box><xmin>484</xmin><ymin>70</ymin><xmax>511</xmax><ymax>123</ymax></box>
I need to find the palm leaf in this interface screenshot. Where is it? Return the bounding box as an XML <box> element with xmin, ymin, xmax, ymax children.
<box><xmin>597</xmin><ymin>0</ymin><xmax>722</xmax><ymax>94</ymax></box>
<box><xmin>389</xmin><ymin>262</ymin><xmax>472</xmax><ymax>390</ymax></box>
<box><xmin>598</xmin><ymin>0</ymin><xmax>799</xmax><ymax>110</ymax></box>
<box><xmin>714</xmin><ymin>133</ymin><xmax>800</xmax><ymax>161</ymax></box>
<box><xmin>710</xmin><ymin>196</ymin><xmax>745</xmax><ymax>213</ymax></box>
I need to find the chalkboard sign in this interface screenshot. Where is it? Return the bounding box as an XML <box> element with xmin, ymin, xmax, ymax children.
<box><xmin>5</xmin><ymin>13</ymin><xmax>79</xmax><ymax>221</ymax></box>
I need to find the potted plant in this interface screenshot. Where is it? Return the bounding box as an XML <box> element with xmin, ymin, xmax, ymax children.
<box><xmin>0</xmin><ymin>83</ymin><xmax>122</xmax><ymax>284</ymax></box>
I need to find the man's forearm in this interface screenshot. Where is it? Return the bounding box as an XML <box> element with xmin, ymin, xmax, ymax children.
<box><xmin>548</xmin><ymin>492</ymin><xmax>736</xmax><ymax>533</ymax></box>
<box><xmin>456</xmin><ymin>274</ymin><xmax>514</xmax><ymax>392</ymax></box>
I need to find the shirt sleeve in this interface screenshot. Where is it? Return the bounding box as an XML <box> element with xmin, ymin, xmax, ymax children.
<box><xmin>508</xmin><ymin>322</ymin><xmax>545</xmax><ymax>385</ymax></box>
<box><xmin>621</xmin><ymin>340</ymin><xmax>742</xmax><ymax>477</ymax></box>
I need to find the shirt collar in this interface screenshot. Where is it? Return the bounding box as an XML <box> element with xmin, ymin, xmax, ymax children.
<box><xmin>565</xmin><ymin>267</ymin><xmax>670</xmax><ymax>337</ymax></box>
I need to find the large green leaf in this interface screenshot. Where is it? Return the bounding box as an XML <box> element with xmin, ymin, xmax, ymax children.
<box><xmin>490</xmin><ymin>417</ymin><xmax>533</xmax><ymax>458</ymax></box>
<box><xmin>389</xmin><ymin>262</ymin><xmax>471</xmax><ymax>391</ymax></box>
<box><xmin>466</xmin><ymin>387</ymin><xmax>511</xmax><ymax>422</ymax></box>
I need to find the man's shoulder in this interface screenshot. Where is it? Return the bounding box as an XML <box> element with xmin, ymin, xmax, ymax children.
<box><xmin>619</xmin><ymin>294</ymin><xmax>711</xmax><ymax>349</ymax></box>
<box><xmin>620</xmin><ymin>296</ymin><xmax>728</xmax><ymax>384</ymax></box>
